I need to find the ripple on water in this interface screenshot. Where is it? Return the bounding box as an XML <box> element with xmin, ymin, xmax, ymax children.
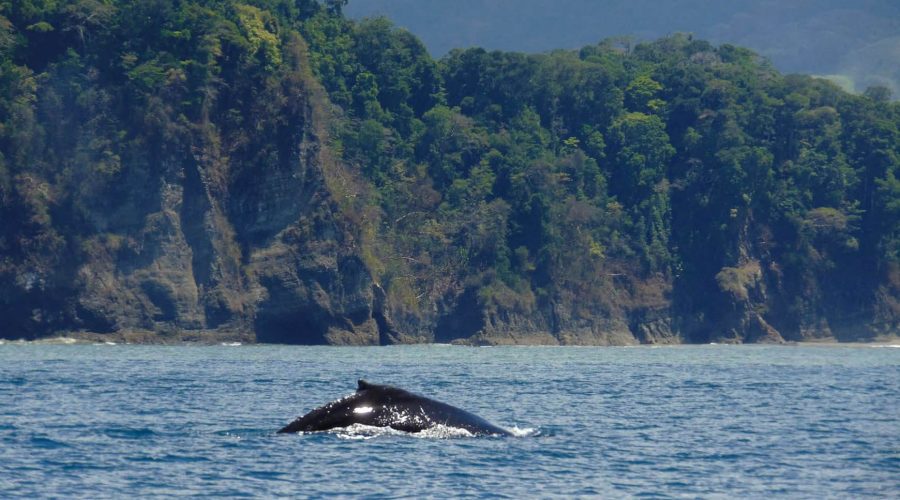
<box><xmin>28</xmin><ymin>435</ymin><xmax>73</xmax><ymax>449</ymax></box>
<box><xmin>102</xmin><ymin>427</ymin><xmax>159</xmax><ymax>440</ymax></box>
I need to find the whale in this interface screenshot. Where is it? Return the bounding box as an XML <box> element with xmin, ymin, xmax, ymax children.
<box><xmin>278</xmin><ymin>380</ymin><xmax>512</xmax><ymax>436</ymax></box>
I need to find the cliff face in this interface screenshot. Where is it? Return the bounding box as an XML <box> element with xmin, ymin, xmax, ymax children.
<box><xmin>666</xmin><ymin>213</ymin><xmax>900</xmax><ymax>344</ymax></box>
<box><xmin>0</xmin><ymin>16</ymin><xmax>383</xmax><ymax>344</ymax></box>
<box><xmin>66</xmin><ymin>82</ymin><xmax>382</xmax><ymax>344</ymax></box>
<box><xmin>5</xmin><ymin>98</ymin><xmax>383</xmax><ymax>344</ymax></box>
<box><xmin>436</xmin><ymin>274</ymin><xmax>679</xmax><ymax>346</ymax></box>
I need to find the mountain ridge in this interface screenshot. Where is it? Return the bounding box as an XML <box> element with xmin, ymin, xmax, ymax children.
<box><xmin>346</xmin><ymin>0</ymin><xmax>900</xmax><ymax>97</ymax></box>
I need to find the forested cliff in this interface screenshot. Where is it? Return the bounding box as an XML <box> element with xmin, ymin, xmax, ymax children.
<box><xmin>1</xmin><ymin>0</ymin><xmax>898</xmax><ymax>344</ymax></box>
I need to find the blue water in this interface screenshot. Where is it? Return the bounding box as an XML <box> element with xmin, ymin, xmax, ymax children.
<box><xmin>1</xmin><ymin>343</ymin><xmax>898</xmax><ymax>498</ymax></box>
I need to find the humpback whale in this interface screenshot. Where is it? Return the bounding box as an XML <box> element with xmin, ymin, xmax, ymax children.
<box><xmin>278</xmin><ymin>380</ymin><xmax>511</xmax><ymax>436</ymax></box>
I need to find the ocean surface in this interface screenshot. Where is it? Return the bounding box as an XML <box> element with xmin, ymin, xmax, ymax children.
<box><xmin>1</xmin><ymin>343</ymin><xmax>898</xmax><ymax>498</ymax></box>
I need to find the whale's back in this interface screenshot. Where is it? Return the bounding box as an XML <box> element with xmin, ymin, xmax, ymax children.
<box><xmin>278</xmin><ymin>380</ymin><xmax>511</xmax><ymax>436</ymax></box>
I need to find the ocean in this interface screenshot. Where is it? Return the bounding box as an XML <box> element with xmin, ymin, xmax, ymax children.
<box><xmin>1</xmin><ymin>343</ymin><xmax>897</xmax><ymax>498</ymax></box>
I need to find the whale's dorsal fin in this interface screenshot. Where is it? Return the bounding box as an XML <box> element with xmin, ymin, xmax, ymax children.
<box><xmin>357</xmin><ymin>379</ymin><xmax>372</xmax><ymax>392</ymax></box>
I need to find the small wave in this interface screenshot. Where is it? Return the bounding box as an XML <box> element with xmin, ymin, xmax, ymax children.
<box><xmin>215</xmin><ymin>427</ymin><xmax>270</xmax><ymax>439</ymax></box>
<box><xmin>416</xmin><ymin>425</ymin><xmax>476</xmax><ymax>439</ymax></box>
<box><xmin>221</xmin><ymin>342</ymin><xmax>242</xmax><ymax>346</ymax></box>
<box><xmin>507</xmin><ymin>425</ymin><xmax>540</xmax><ymax>437</ymax></box>
<box><xmin>869</xmin><ymin>344</ymin><xmax>900</xmax><ymax>348</ymax></box>
<box><xmin>315</xmin><ymin>423</ymin><xmax>536</xmax><ymax>440</ymax></box>
<box><xmin>30</xmin><ymin>436</ymin><xmax>72</xmax><ymax>449</ymax></box>
<box><xmin>2</xmin><ymin>376</ymin><xmax>27</xmax><ymax>386</ymax></box>
<box><xmin>103</xmin><ymin>427</ymin><xmax>157</xmax><ymax>439</ymax></box>
<box><xmin>316</xmin><ymin>424</ymin><xmax>501</xmax><ymax>440</ymax></box>
<box><xmin>38</xmin><ymin>337</ymin><xmax>80</xmax><ymax>344</ymax></box>
<box><xmin>328</xmin><ymin>424</ymin><xmax>406</xmax><ymax>440</ymax></box>
<box><xmin>1</xmin><ymin>337</ymin><xmax>83</xmax><ymax>345</ymax></box>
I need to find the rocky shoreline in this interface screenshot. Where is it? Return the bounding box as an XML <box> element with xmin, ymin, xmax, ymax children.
<box><xmin>3</xmin><ymin>330</ymin><xmax>897</xmax><ymax>347</ymax></box>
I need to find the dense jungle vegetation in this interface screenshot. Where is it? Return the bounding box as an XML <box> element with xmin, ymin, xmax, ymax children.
<box><xmin>0</xmin><ymin>0</ymin><xmax>897</xmax><ymax>342</ymax></box>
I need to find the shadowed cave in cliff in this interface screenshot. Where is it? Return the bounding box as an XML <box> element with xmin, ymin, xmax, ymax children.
<box><xmin>255</xmin><ymin>309</ymin><xmax>330</xmax><ymax>344</ymax></box>
<box><xmin>434</xmin><ymin>288</ymin><xmax>485</xmax><ymax>343</ymax></box>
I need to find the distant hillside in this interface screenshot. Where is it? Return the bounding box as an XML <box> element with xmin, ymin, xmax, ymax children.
<box><xmin>346</xmin><ymin>0</ymin><xmax>900</xmax><ymax>97</ymax></box>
